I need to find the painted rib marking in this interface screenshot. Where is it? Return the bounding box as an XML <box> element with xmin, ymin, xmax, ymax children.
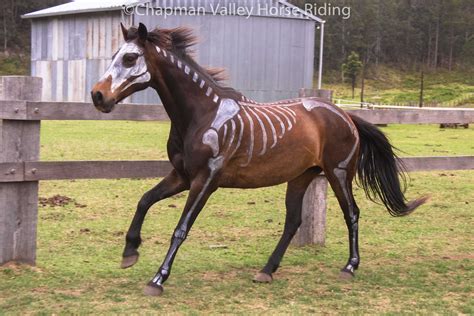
<box><xmin>253</xmin><ymin>107</ymin><xmax>278</xmax><ymax>148</ymax></box>
<box><xmin>241</xmin><ymin>107</ymin><xmax>255</xmax><ymax>166</ymax></box>
<box><xmin>225</xmin><ymin>119</ymin><xmax>236</xmax><ymax>154</ymax></box>
<box><xmin>262</xmin><ymin>107</ymin><xmax>285</xmax><ymax>138</ymax></box>
<box><xmin>279</xmin><ymin>107</ymin><xmax>297</xmax><ymax>124</ymax></box>
<box><xmin>222</xmin><ymin>123</ymin><xmax>228</xmax><ymax>146</ymax></box>
<box><xmin>230</xmin><ymin>114</ymin><xmax>245</xmax><ymax>158</ymax></box>
<box><xmin>272</xmin><ymin>107</ymin><xmax>293</xmax><ymax>131</ymax></box>
<box><xmin>247</xmin><ymin>106</ymin><xmax>268</xmax><ymax>156</ymax></box>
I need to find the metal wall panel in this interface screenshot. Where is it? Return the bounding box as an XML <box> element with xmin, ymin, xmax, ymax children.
<box><xmin>30</xmin><ymin>5</ymin><xmax>316</xmax><ymax>103</ymax></box>
<box><xmin>135</xmin><ymin>10</ymin><xmax>315</xmax><ymax>103</ymax></box>
<box><xmin>303</xmin><ymin>22</ymin><xmax>315</xmax><ymax>89</ymax></box>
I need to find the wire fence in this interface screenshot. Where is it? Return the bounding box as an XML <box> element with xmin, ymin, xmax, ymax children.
<box><xmin>334</xmin><ymin>94</ymin><xmax>474</xmax><ymax>110</ymax></box>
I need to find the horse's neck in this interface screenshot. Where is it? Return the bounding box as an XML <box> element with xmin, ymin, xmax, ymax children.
<box><xmin>152</xmin><ymin>46</ymin><xmax>222</xmax><ymax>134</ymax></box>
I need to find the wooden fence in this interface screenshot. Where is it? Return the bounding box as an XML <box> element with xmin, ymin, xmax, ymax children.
<box><xmin>1</xmin><ymin>77</ymin><xmax>474</xmax><ymax>265</ymax></box>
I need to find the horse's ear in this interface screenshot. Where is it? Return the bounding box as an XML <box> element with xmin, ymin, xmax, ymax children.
<box><xmin>120</xmin><ymin>23</ymin><xmax>128</xmax><ymax>41</ymax></box>
<box><xmin>138</xmin><ymin>23</ymin><xmax>148</xmax><ymax>41</ymax></box>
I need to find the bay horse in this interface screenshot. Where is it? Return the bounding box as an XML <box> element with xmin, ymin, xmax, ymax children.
<box><xmin>91</xmin><ymin>23</ymin><xmax>427</xmax><ymax>296</ymax></box>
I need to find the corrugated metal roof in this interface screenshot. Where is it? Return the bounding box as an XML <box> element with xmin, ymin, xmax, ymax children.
<box><xmin>278</xmin><ymin>0</ymin><xmax>324</xmax><ymax>23</ymax></box>
<box><xmin>23</xmin><ymin>0</ymin><xmax>324</xmax><ymax>23</ymax></box>
<box><xmin>22</xmin><ymin>0</ymin><xmax>145</xmax><ymax>19</ymax></box>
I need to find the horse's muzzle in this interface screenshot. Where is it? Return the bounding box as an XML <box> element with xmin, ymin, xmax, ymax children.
<box><xmin>91</xmin><ymin>89</ymin><xmax>116</xmax><ymax>113</ymax></box>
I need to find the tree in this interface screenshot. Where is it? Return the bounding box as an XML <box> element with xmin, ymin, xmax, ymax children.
<box><xmin>0</xmin><ymin>0</ymin><xmax>67</xmax><ymax>53</ymax></box>
<box><xmin>342</xmin><ymin>51</ymin><xmax>363</xmax><ymax>98</ymax></box>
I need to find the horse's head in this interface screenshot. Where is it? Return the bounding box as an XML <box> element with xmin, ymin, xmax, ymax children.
<box><xmin>91</xmin><ymin>23</ymin><xmax>152</xmax><ymax>113</ymax></box>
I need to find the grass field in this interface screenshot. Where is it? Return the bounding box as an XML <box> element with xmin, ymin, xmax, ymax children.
<box><xmin>1</xmin><ymin>121</ymin><xmax>473</xmax><ymax>314</ymax></box>
<box><xmin>325</xmin><ymin>67</ymin><xmax>474</xmax><ymax>107</ymax></box>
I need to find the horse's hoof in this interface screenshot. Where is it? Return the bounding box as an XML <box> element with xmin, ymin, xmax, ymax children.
<box><xmin>143</xmin><ymin>283</ymin><xmax>164</xmax><ymax>296</ymax></box>
<box><xmin>120</xmin><ymin>254</ymin><xmax>139</xmax><ymax>269</ymax></box>
<box><xmin>339</xmin><ymin>269</ymin><xmax>355</xmax><ymax>280</ymax></box>
<box><xmin>253</xmin><ymin>272</ymin><xmax>273</xmax><ymax>283</ymax></box>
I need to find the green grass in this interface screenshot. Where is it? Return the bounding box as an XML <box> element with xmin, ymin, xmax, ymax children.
<box><xmin>39</xmin><ymin>121</ymin><xmax>474</xmax><ymax>161</ymax></box>
<box><xmin>325</xmin><ymin>67</ymin><xmax>474</xmax><ymax>107</ymax></box>
<box><xmin>1</xmin><ymin>120</ymin><xmax>473</xmax><ymax>314</ymax></box>
<box><xmin>0</xmin><ymin>55</ymin><xmax>29</xmax><ymax>76</ymax></box>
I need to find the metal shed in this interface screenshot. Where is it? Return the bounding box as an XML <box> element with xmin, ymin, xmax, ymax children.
<box><xmin>23</xmin><ymin>0</ymin><xmax>324</xmax><ymax>104</ymax></box>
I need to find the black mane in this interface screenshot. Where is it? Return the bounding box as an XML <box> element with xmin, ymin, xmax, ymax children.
<box><xmin>149</xmin><ymin>26</ymin><xmax>243</xmax><ymax>98</ymax></box>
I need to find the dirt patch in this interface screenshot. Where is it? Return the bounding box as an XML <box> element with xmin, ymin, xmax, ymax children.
<box><xmin>39</xmin><ymin>195</ymin><xmax>87</xmax><ymax>208</ymax></box>
<box><xmin>0</xmin><ymin>261</ymin><xmax>44</xmax><ymax>274</ymax></box>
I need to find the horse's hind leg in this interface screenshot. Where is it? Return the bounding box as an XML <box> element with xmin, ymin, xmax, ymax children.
<box><xmin>254</xmin><ymin>168</ymin><xmax>320</xmax><ymax>283</ymax></box>
<box><xmin>325</xmin><ymin>166</ymin><xmax>361</xmax><ymax>278</ymax></box>
<box><xmin>121</xmin><ymin>169</ymin><xmax>189</xmax><ymax>268</ymax></box>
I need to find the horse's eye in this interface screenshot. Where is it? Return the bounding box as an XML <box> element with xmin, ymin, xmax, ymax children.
<box><xmin>123</xmin><ymin>53</ymin><xmax>138</xmax><ymax>67</ymax></box>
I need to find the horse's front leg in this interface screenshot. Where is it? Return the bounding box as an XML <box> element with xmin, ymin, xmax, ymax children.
<box><xmin>144</xmin><ymin>157</ymin><xmax>222</xmax><ymax>296</ymax></box>
<box><xmin>122</xmin><ymin>169</ymin><xmax>189</xmax><ymax>268</ymax></box>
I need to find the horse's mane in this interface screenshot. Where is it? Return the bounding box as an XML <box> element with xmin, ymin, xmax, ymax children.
<box><xmin>128</xmin><ymin>26</ymin><xmax>231</xmax><ymax>87</ymax></box>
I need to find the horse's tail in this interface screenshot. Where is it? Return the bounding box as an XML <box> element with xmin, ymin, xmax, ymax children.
<box><xmin>349</xmin><ymin>114</ymin><xmax>428</xmax><ymax>216</ymax></box>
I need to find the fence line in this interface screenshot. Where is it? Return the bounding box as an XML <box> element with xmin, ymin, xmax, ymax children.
<box><xmin>0</xmin><ymin>156</ymin><xmax>473</xmax><ymax>183</ymax></box>
<box><xmin>1</xmin><ymin>77</ymin><xmax>473</xmax><ymax>265</ymax></box>
<box><xmin>335</xmin><ymin>94</ymin><xmax>474</xmax><ymax>109</ymax></box>
<box><xmin>2</xmin><ymin>100</ymin><xmax>473</xmax><ymax>123</ymax></box>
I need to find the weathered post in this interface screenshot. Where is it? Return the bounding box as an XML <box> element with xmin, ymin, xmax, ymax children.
<box><xmin>0</xmin><ymin>76</ymin><xmax>42</xmax><ymax>265</ymax></box>
<box><xmin>292</xmin><ymin>89</ymin><xmax>332</xmax><ymax>246</ymax></box>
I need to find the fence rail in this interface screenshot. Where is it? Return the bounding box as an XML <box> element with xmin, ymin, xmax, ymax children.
<box><xmin>335</xmin><ymin>97</ymin><xmax>474</xmax><ymax>109</ymax></box>
<box><xmin>1</xmin><ymin>77</ymin><xmax>473</xmax><ymax>265</ymax></box>
<box><xmin>0</xmin><ymin>156</ymin><xmax>473</xmax><ymax>183</ymax></box>
<box><xmin>2</xmin><ymin>100</ymin><xmax>474</xmax><ymax>123</ymax></box>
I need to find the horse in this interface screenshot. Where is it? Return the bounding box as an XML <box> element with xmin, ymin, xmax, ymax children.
<box><xmin>91</xmin><ymin>23</ymin><xmax>427</xmax><ymax>296</ymax></box>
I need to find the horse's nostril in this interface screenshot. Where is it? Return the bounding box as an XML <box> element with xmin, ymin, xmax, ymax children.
<box><xmin>96</xmin><ymin>91</ymin><xmax>103</xmax><ymax>102</ymax></box>
<box><xmin>91</xmin><ymin>90</ymin><xmax>104</xmax><ymax>105</ymax></box>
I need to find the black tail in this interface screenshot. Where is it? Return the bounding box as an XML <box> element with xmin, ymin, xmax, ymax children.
<box><xmin>349</xmin><ymin>114</ymin><xmax>428</xmax><ymax>216</ymax></box>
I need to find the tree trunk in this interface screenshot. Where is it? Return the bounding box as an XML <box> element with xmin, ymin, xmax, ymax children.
<box><xmin>433</xmin><ymin>9</ymin><xmax>441</xmax><ymax>70</ymax></box>
<box><xmin>360</xmin><ymin>65</ymin><xmax>365</xmax><ymax>107</ymax></box>
<box><xmin>341</xmin><ymin>6</ymin><xmax>346</xmax><ymax>58</ymax></box>
<box><xmin>419</xmin><ymin>71</ymin><xmax>424</xmax><ymax>108</ymax></box>
<box><xmin>3</xmin><ymin>9</ymin><xmax>7</xmax><ymax>53</ymax></box>
<box><xmin>448</xmin><ymin>26</ymin><xmax>454</xmax><ymax>71</ymax></box>
<box><xmin>427</xmin><ymin>23</ymin><xmax>432</xmax><ymax>68</ymax></box>
<box><xmin>375</xmin><ymin>0</ymin><xmax>381</xmax><ymax>67</ymax></box>
<box><xmin>351</xmin><ymin>77</ymin><xmax>355</xmax><ymax>99</ymax></box>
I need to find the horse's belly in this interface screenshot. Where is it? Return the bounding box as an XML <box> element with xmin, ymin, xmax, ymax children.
<box><xmin>218</xmin><ymin>151</ymin><xmax>318</xmax><ymax>188</ymax></box>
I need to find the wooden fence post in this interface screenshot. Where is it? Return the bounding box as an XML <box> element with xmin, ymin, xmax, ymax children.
<box><xmin>0</xmin><ymin>76</ymin><xmax>42</xmax><ymax>265</ymax></box>
<box><xmin>292</xmin><ymin>89</ymin><xmax>332</xmax><ymax>246</ymax></box>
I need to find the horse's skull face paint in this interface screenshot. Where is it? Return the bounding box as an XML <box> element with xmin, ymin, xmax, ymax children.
<box><xmin>91</xmin><ymin>41</ymin><xmax>151</xmax><ymax>113</ymax></box>
<box><xmin>104</xmin><ymin>42</ymin><xmax>151</xmax><ymax>92</ymax></box>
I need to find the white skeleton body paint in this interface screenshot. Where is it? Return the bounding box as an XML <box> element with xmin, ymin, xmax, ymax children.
<box><xmin>198</xmin><ymin>99</ymin><xmax>302</xmax><ymax>167</ymax></box>
<box><xmin>247</xmin><ymin>107</ymin><xmax>268</xmax><ymax>156</ymax></box>
<box><xmin>301</xmin><ymin>98</ymin><xmax>360</xmax><ymax>219</ymax></box>
<box><xmin>102</xmin><ymin>42</ymin><xmax>151</xmax><ymax>92</ymax></box>
<box><xmin>240</xmin><ymin>107</ymin><xmax>255</xmax><ymax>166</ymax></box>
<box><xmin>202</xmin><ymin>129</ymin><xmax>220</xmax><ymax>157</ymax></box>
<box><xmin>302</xmin><ymin>99</ymin><xmax>359</xmax><ymax>169</ymax></box>
<box><xmin>252</xmin><ymin>107</ymin><xmax>278</xmax><ymax>148</ymax></box>
<box><xmin>152</xmin><ymin>44</ymin><xmax>358</xmax><ymax>172</ymax></box>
